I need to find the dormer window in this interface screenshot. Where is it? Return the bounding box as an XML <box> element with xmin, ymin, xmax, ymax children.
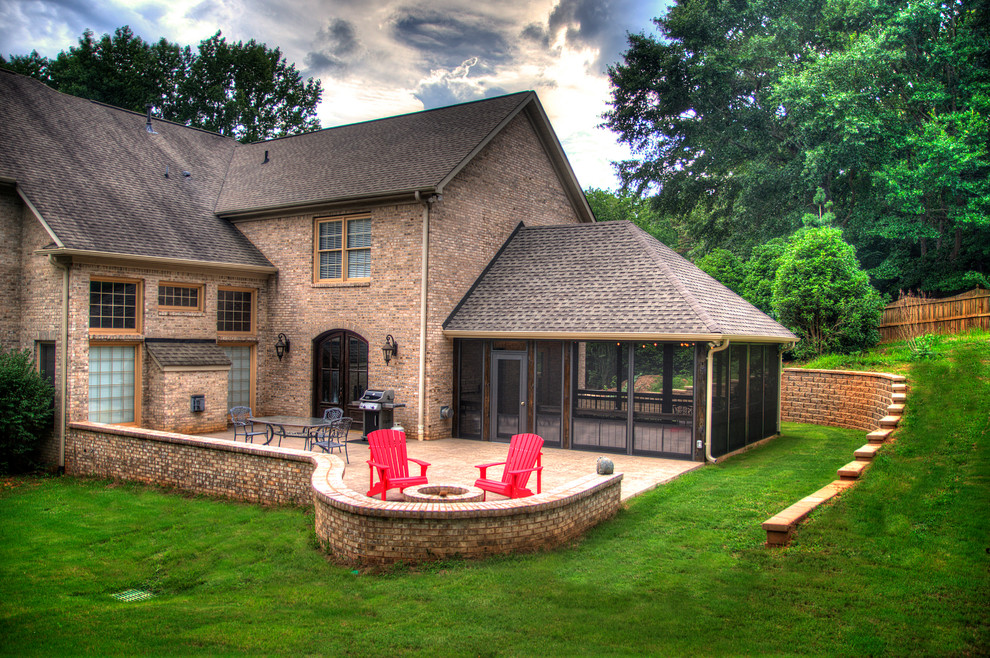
<box><xmin>315</xmin><ymin>215</ymin><xmax>371</xmax><ymax>282</ymax></box>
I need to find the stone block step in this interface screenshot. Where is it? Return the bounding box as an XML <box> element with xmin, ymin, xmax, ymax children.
<box><xmin>839</xmin><ymin>459</ymin><xmax>870</xmax><ymax>480</ymax></box>
<box><xmin>763</xmin><ymin>481</ymin><xmax>853</xmax><ymax>547</ymax></box>
<box><xmin>887</xmin><ymin>403</ymin><xmax>905</xmax><ymax>415</ymax></box>
<box><xmin>867</xmin><ymin>428</ymin><xmax>895</xmax><ymax>444</ymax></box>
<box><xmin>892</xmin><ymin>383</ymin><xmax>908</xmax><ymax>393</ymax></box>
<box><xmin>879</xmin><ymin>415</ymin><xmax>901</xmax><ymax>429</ymax></box>
<box><xmin>854</xmin><ymin>443</ymin><xmax>882</xmax><ymax>461</ymax></box>
<box><xmin>892</xmin><ymin>393</ymin><xmax>907</xmax><ymax>403</ymax></box>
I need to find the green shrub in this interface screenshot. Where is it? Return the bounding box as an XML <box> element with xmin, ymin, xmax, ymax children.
<box><xmin>696</xmin><ymin>248</ymin><xmax>746</xmax><ymax>295</ymax></box>
<box><xmin>907</xmin><ymin>333</ymin><xmax>942</xmax><ymax>360</ymax></box>
<box><xmin>0</xmin><ymin>347</ymin><xmax>54</xmax><ymax>474</ymax></box>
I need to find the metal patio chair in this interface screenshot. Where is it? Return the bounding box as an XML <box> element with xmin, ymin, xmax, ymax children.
<box><xmin>229</xmin><ymin>406</ymin><xmax>267</xmax><ymax>443</ymax></box>
<box><xmin>309</xmin><ymin>417</ymin><xmax>352</xmax><ymax>463</ymax></box>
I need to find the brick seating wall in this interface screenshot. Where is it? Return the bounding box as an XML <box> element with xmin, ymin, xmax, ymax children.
<box><xmin>780</xmin><ymin>369</ymin><xmax>902</xmax><ymax>431</ymax></box>
<box><xmin>65</xmin><ymin>422</ymin><xmax>623</xmax><ymax>565</ymax></box>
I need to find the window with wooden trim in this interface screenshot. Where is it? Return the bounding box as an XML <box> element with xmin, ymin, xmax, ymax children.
<box><xmin>315</xmin><ymin>215</ymin><xmax>371</xmax><ymax>282</ymax></box>
<box><xmin>89</xmin><ymin>278</ymin><xmax>142</xmax><ymax>333</ymax></box>
<box><xmin>217</xmin><ymin>287</ymin><xmax>254</xmax><ymax>334</ymax></box>
<box><xmin>158</xmin><ymin>283</ymin><xmax>203</xmax><ymax>311</ymax></box>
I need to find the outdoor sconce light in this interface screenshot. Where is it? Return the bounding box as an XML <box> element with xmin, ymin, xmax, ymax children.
<box><xmin>275</xmin><ymin>333</ymin><xmax>290</xmax><ymax>361</ymax></box>
<box><xmin>381</xmin><ymin>334</ymin><xmax>398</xmax><ymax>365</ymax></box>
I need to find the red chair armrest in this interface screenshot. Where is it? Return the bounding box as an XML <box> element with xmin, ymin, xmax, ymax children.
<box><xmin>507</xmin><ymin>465</ymin><xmax>542</xmax><ymax>476</ymax></box>
<box><xmin>408</xmin><ymin>457</ymin><xmax>430</xmax><ymax>477</ymax></box>
<box><xmin>475</xmin><ymin>460</ymin><xmax>506</xmax><ymax>480</ymax></box>
<box><xmin>367</xmin><ymin>460</ymin><xmax>391</xmax><ymax>473</ymax></box>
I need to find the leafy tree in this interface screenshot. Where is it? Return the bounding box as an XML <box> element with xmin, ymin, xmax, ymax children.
<box><xmin>586</xmin><ymin>187</ymin><xmax>680</xmax><ymax>247</ymax></box>
<box><xmin>741</xmin><ymin>237</ymin><xmax>787</xmax><ymax>316</ymax></box>
<box><xmin>605</xmin><ymin>0</ymin><xmax>990</xmax><ymax>297</ymax></box>
<box><xmin>696</xmin><ymin>248</ymin><xmax>745</xmax><ymax>296</ymax></box>
<box><xmin>772</xmin><ymin>227</ymin><xmax>885</xmax><ymax>358</ymax></box>
<box><xmin>0</xmin><ymin>348</ymin><xmax>54</xmax><ymax>474</ymax></box>
<box><xmin>2</xmin><ymin>26</ymin><xmax>321</xmax><ymax>143</ymax></box>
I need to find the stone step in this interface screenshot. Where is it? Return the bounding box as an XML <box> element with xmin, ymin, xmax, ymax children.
<box><xmin>879</xmin><ymin>415</ymin><xmax>901</xmax><ymax>429</ymax></box>
<box><xmin>854</xmin><ymin>443</ymin><xmax>882</xmax><ymax>461</ymax></box>
<box><xmin>887</xmin><ymin>403</ymin><xmax>905</xmax><ymax>415</ymax></box>
<box><xmin>892</xmin><ymin>383</ymin><xmax>908</xmax><ymax>393</ymax></box>
<box><xmin>891</xmin><ymin>392</ymin><xmax>906</xmax><ymax>403</ymax></box>
<box><xmin>867</xmin><ymin>428</ymin><xmax>895</xmax><ymax>444</ymax></box>
<box><xmin>763</xmin><ymin>481</ymin><xmax>854</xmax><ymax>547</ymax></box>
<box><xmin>838</xmin><ymin>459</ymin><xmax>870</xmax><ymax>480</ymax></box>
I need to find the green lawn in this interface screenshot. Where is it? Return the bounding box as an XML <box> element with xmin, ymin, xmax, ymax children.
<box><xmin>2</xmin><ymin>339</ymin><xmax>987</xmax><ymax>655</ymax></box>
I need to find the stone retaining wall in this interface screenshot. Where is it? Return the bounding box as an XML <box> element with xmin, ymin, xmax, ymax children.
<box><xmin>780</xmin><ymin>369</ymin><xmax>905</xmax><ymax>431</ymax></box>
<box><xmin>65</xmin><ymin>422</ymin><xmax>623</xmax><ymax>564</ymax></box>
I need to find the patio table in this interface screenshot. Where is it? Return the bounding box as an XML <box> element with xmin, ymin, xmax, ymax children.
<box><xmin>248</xmin><ymin>415</ymin><xmax>329</xmax><ymax>447</ymax></box>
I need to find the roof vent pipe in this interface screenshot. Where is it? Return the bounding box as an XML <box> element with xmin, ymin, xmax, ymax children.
<box><xmin>263</xmin><ymin>150</ymin><xmax>269</xmax><ymax>164</ymax></box>
<box><xmin>145</xmin><ymin>104</ymin><xmax>157</xmax><ymax>134</ymax></box>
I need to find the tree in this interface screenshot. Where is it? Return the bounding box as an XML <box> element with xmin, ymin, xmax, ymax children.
<box><xmin>772</xmin><ymin>227</ymin><xmax>885</xmax><ymax>358</ymax></box>
<box><xmin>2</xmin><ymin>26</ymin><xmax>322</xmax><ymax>143</ymax></box>
<box><xmin>741</xmin><ymin>237</ymin><xmax>787</xmax><ymax>316</ymax></box>
<box><xmin>605</xmin><ymin>0</ymin><xmax>990</xmax><ymax>297</ymax></box>
<box><xmin>585</xmin><ymin>187</ymin><xmax>679</xmax><ymax>247</ymax></box>
<box><xmin>0</xmin><ymin>348</ymin><xmax>54</xmax><ymax>474</ymax></box>
<box><xmin>696</xmin><ymin>248</ymin><xmax>745</xmax><ymax>296</ymax></box>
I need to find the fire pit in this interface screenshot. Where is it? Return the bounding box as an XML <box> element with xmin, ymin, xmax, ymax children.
<box><xmin>403</xmin><ymin>483</ymin><xmax>485</xmax><ymax>504</ymax></box>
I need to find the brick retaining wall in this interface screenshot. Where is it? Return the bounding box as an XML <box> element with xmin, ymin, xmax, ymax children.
<box><xmin>65</xmin><ymin>422</ymin><xmax>623</xmax><ymax>564</ymax></box>
<box><xmin>780</xmin><ymin>369</ymin><xmax>906</xmax><ymax>431</ymax></box>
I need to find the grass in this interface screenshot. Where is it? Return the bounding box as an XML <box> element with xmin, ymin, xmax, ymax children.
<box><xmin>796</xmin><ymin>327</ymin><xmax>989</xmax><ymax>373</ymax></box>
<box><xmin>2</xmin><ymin>337</ymin><xmax>988</xmax><ymax>655</ymax></box>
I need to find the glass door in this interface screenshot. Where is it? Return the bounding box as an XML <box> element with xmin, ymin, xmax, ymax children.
<box><xmin>314</xmin><ymin>330</ymin><xmax>368</xmax><ymax>424</ymax></box>
<box><xmin>491</xmin><ymin>352</ymin><xmax>526</xmax><ymax>442</ymax></box>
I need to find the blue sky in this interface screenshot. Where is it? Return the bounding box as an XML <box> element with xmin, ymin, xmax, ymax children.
<box><xmin>0</xmin><ymin>0</ymin><xmax>672</xmax><ymax>190</ymax></box>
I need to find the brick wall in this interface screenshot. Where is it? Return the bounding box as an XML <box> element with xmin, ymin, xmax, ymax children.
<box><xmin>144</xmin><ymin>364</ymin><xmax>230</xmax><ymax>434</ymax></box>
<box><xmin>0</xmin><ymin>189</ymin><xmax>23</xmax><ymax>349</ymax></box>
<box><xmin>780</xmin><ymin>369</ymin><xmax>905</xmax><ymax>431</ymax></box>
<box><xmin>65</xmin><ymin>422</ymin><xmax>622</xmax><ymax>565</ymax></box>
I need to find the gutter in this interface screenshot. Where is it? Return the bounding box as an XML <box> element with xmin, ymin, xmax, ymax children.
<box><xmin>704</xmin><ymin>339</ymin><xmax>732</xmax><ymax>463</ymax></box>
<box><xmin>48</xmin><ymin>254</ymin><xmax>70</xmax><ymax>472</ymax></box>
<box><xmin>414</xmin><ymin>190</ymin><xmax>442</xmax><ymax>440</ymax></box>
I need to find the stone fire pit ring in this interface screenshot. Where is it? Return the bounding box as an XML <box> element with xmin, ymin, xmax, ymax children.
<box><xmin>403</xmin><ymin>483</ymin><xmax>485</xmax><ymax>503</ymax></box>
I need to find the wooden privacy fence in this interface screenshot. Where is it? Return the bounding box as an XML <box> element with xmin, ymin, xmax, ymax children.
<box><xmin>879</xmin><ymin>287</ymin><xmax>990</xmax><ymax>342</ymax></box>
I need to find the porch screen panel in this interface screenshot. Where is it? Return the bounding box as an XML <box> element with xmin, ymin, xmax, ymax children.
<box><xmin>457</xmin><ymin>340</ymin><xmax>484</xmax><ymax>439</ymax></box>
<box><xmin>535</xmin><ymin>342</ymin><xmax>563</xmax><ymax>447</ymax></box>
<box><xmin>631</xmin><ymin>343</ymin><xmax>693</xmax><ymax>457</ymax></box>
<box><xmin>764</xmin><ymin>344</ymin><xmax>780</xmax><ymax>438</ymax></box>
<box><xmin>711</xmin><ymin>348</ymin><xmax>729</xmax><ymax>457</ymax></box>
<box><xmin>727</xmin><ymin>344</ymin><xmax>748</xmax><ymax>452</ymax></box>
<box><xmin>88</xmin><ymin>345</ymin><xmax>135</xmax><ymax>424</ymax></box>
<box><xmin>572</xmin><ymin>341</ymin><xmax>628</xmax><ymax>452</ymax></box>
<box><xmin>747</xmin><ymin>345</ymin><xmax>765</xmax><ymax>445</ymax></box>
<box><xmin>222</xmin><ymin>346</ymin><xmax>251</xmax><ymax>410</ymax></box>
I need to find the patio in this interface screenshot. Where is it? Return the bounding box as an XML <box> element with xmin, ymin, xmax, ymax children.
<box><xmin>201</xmin><ymin>427</ymin><xmax>701</xmax><ymax>502</ymax></box>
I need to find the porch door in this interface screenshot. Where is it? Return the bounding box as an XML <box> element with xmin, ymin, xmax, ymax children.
<box><xmin>491</xmin><ymin>352</ymin><xmax>526</xmax><ymax>442</ymax></box>
<box><xmin>314</xmin><ymin>331</ymin><xmax>368</xmax><ymax>423</ymax></box>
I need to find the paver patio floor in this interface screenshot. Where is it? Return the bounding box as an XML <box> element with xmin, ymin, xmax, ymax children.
<box><xmin>201</xmin><ymin>428</ymin><xmax>702</xmax><ymax>502</ymax></box>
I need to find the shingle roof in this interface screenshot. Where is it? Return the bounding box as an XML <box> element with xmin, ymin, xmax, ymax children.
<box><xmin>0</xmin><ymin>70</ymin><xmax>272</xmax><ymax>268</ymax></box>
<box><xmin>145</xmin><ymin>341</ymin><xmax>232</xmax><ymax>368</ymax></box>
<box><xmin>443</xmin><ymin>222</ymin><xmax>797</xmax><ymax>341</ymax></box>
<box><xmin>215</xmin><ymin>92</ymin><xmax>535</xmax><ymax>215</ymax></box>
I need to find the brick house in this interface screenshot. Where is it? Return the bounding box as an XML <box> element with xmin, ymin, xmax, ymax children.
<box><xmin>0</xmin><ymin>68</ymin><xmax>795</xmax><ymax>469</ymax></box>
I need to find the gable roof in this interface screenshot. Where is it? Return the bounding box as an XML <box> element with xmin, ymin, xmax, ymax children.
<box><xmin>215</xmin><ymin>91</ymin><xmax>594</xmax><ymax>220</ymax></box>
<box><xmin>443</xmin><ymin>222</ymin><xmax>797</xmax><ymax>342</ymax></box>
<box><xmin>0</xmin><ymin>70</ymin><xmax>274</xmax><ymax>271</ymax></box>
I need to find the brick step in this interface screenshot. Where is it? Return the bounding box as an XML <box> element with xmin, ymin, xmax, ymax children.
<box><xmin>854</xmin><ymin>443</ymin><xmax>882</xmax><ymax>461</ymax></box>
<box><xmin>891</xmin><ymin>392</ymin><xmax>907</xmax><ymax>404</ymax></box>
<box><xmin>839</xmin><ymin>459</ymin><xmax>870</xmax><ymax>480</ymax></box>
<box><xmin>763</xmin><ymin>481</ymin><xmax>854</xmax><ymax>546</ymax></box>
<box><xmin>879</xmin><ymin>415</ymin><xmax>901</xmax><ymax>429</ymax></box>
<box><xmin>867</xmin><ymin>428</ymin><xmax>895</xmax><ymax>444</ymax></box>
<box><xmin>892</xmin><ymin>383</ymin><xmax>908</xmax><ymax>393</ymax></box>
<box><xmin>887</xmin><ymin>403</ymin><xmax>905</xmax><ymax>415</ymax></box>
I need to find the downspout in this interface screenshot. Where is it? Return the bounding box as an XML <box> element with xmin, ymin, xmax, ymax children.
<box><xmin>48</xmin><ymin>254</ymin><xmax>70</xmax><ymax>473</ymax></box>
<box><xmin>705</xmin><ymin>339</ymin><xmax>731</xmax><ymax>463</ymax></box>
<box><xmin>414</xmin><ymin>191</ymin><xmax>441</xmax><ymax>440</ymax></box>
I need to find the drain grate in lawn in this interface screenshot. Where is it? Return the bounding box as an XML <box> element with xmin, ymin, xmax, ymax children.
<box><xmin>111</xmin><ymin>589</ymin><xmax>155</xmax><ymax>603</ymax></box>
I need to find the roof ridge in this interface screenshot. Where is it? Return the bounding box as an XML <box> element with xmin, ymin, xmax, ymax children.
<box><xmin>628</xmin><ymin>222</ymin><xmax>721</xmax><ymax>334</ymax></box>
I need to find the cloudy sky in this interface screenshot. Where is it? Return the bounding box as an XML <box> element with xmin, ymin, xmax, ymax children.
<box><xmin>0</xmin><ymin>0</ymin><xmax>671</xmax><ymax>190</ymax></box>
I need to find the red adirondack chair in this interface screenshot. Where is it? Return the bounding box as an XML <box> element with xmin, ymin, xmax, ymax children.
<box><xmin>474</xmin><ymin>433</ymin><xmax>544</xmax><ymax>500</ymax></box>
<box><xmin>366</xmin><ymin>429</ymin><xmax>430</xmax><ymax>501</ymax></box>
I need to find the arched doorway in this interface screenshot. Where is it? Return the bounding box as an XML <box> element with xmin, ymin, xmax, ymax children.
<box><xmin>313</xmin><ymin>330</ymin><xmax>368</xmax><ymax>425</ymax></box>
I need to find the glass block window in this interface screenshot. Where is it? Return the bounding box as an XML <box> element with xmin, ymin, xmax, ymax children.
<box><xmin>222</xmin><ymin>345</ymin><xmax>252</xmax><ymax>410</ymax></box>
<box><xmin>217</xmin><ymin>288</ymin><xmax>253</xmax><ymax>334</ymax></box>
<box><xmin>89</xmin><ymin>344</ymin><xmax>136</xmax><ymax>424</ymax></box>
<box><xmin>158</xmin><ymin>284</ymin><xmax>202</xmax><ymax>311</ymax></box>
<box><xmin>316</xmin><ymin>215</ymin><xmax>371</xmax><ymax>281</ymax></box>
<box><xmin>89</xmin><ymin>279</ymin><xmax>139</xmax><ymax>331</ymax></box>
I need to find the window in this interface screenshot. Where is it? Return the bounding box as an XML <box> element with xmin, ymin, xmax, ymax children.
<box><xmin>89</xmin><ymin>278</ymin><xmax>141</xmax><ymax>333</ymax></box>
<box><xmin>158</xmin><ymin>283</ymin><xmax>203</xmax><ymax>311</ymax></box>
<box><xmin>315</xmin><ymin>215</ymin><xmax>371</xmax><ymax>282</ymax></box>
<box><xmin>89</xmin><ymin>344</ymin><xmax>139</xmax><ymax>424</ymax></box>
<box><xmin>221</xmin><ymin>345</ymin><xmax>253</xmax><ymax>410</ymax></box>
<box><xmin>217</xmin><ymin>287</ymin><xmax>253</xmax><ymax>334</ymax></box>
